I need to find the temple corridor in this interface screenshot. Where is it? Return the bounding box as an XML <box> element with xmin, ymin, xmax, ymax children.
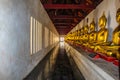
<box><xmin>0</xmin><ymin>0</ymin><xmax>120</xmax><ymax>80</ymax></box>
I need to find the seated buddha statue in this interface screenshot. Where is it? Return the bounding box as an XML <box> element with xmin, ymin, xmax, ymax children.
<box><xmin>83</xmin><ymin>25</ymin><xmax>89</xmax><ymax>42</ymax></box>
<box><xmin>68</xmin><ymin>33</ymin><xmax>72</xmax><ymax>41</ymax></box>
<box><xmin>79</xmin><ymin>28</ymin><xmax>83</xmax><ymax>41</ymax></box>
<box><xmin>82</xmin><ymin>25</ymin><xmax>89</xmax><ymax>46</ymax></box>
<box><xmin>74</xmin><ymin>30</ymin><xmax>79</xmax><ymax>43</ymax></box>
<box><xmin>76</xmin><ymin>29</ymin><xmax>81</xmax><ymax>43</ymax></box>
<box><xmin>87</xmin><ymin>19</ymin><xmax>97</xmax><ymax>48</ymax></box>
<box><xmin>70</xmin><ymin>32</ymin><xmax>74</xmax><ymax>41</ymax></box>
<box><xmin>100</xmin><ymin>8</ymin><xmax>120</xmax><ymax>59</ymax></box>
<box><xmin>96</xmin><ymin>12</ymin><xmax>108</xmax><ymax>45</ymax></box>
<box><xmin>71</xmin><ymin>32</ymin><xmax>75</xmax><ymax>44</ymax></box>
<box><xmin>74</xmin><ymin>30</ymin><xmax>77</xmax><ymax>41</ymax></box>
<box><xmin>69</xmin><ymin>32</ymin><xmax>72</xmax><ymax>41</ymax></box>
<box><xmin>93</xmin><ymin>12</ymin><xmax>109</xmax><ymax>52</ymax></box>
<box><xmin>73</xmin><ymin>31</ymin><xmax>75</xmax><ymax>41</ymax></box>
<box><xmin>112</xmin><ymin>8</ymin><xmax>120</xmax><ymax>46</ymax></box>
<box><xmin>89</xmin><ymin>19</ymin><xmax>97</xmax><ymax>43</ymax></box>
<box><xmin>75</xmin><ymin>30</ymin><xmax>78</xmax><ymax>41</ymax></box>
<box><xmin>76</xmin><ymin>30</ymin><xmax>79</xmax><ymax>41</ymax></box>
<box><xmin>78</xmin><ymin>28</ymin><xmax>84</xmax><ymax>44</ymax></box>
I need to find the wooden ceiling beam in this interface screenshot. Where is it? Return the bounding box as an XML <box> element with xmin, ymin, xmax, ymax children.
<box><xmin>54</xmin><ymin>23</ymin><xmax>71</xmax><ymax>25</ymax></box>
<box><xmin>43</xmin><ymin>4</ymin><xmax>95</xmax><ymax>9</ymax></box>
<box><xmin>53</xmin><ymin>21</ymin><xmax>74</xmax><ymax>23</ymax></box>
<box><xmin>47</xmin><ymin>0</ymin><xmax>52</xmax><ymax>4</ymax></box>
<box><xmin>57</xmin><ymin>28</ymin><xmax>71</xmax><ymax>30</ymax></box>
<box><xmin>53</xmin><ymin>21</ymin><xmax>78</xmax><ymax>24</ymax></box>
<box><xmin>54</xmin><ymin>23</ymin><xmax>74</xmax><ymax>25</ymax></box>
<box><xmin>56</xmin><ymin>28</ymin><xmax>71</xmax><ymax>30</ymax></box>
<box><xmin>50</xmin><ymin>15</ymin><xmax>84</xmax><ymax>19</ymax></box>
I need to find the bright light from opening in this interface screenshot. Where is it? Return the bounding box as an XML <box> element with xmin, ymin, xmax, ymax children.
<box><xmin>60</xmin><ymin>37</ymin><xmax>64</xmax><ymax>42</ymax></box>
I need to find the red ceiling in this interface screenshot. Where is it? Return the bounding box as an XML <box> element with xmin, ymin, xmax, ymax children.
<box><xmin>40</xmin><ymin>0</ymin><xmax>103</xmax><ymax>35</ymax></box>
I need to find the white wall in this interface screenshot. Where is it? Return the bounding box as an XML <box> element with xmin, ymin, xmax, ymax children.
<box><xmin>0</xmin><ymin>0</ymin><xmax>59</xmax><ymax>80</ymax></box>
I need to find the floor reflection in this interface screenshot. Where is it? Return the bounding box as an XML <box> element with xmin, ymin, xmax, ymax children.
<box><xmin>24</xmin><ymin>46</ymin><xmax>59</xmax><ymax>80</ymax></box>
<box><xmin>24</xmin><ymin>43</ymin><xmax>85</xmax><ymax>80</ymax></box>
<box><xmin>41</xmin><ymin>47</ymin><xmax>59</xmax><ymax>80</ymax></box>
<box><xmin>60</xmin><ymin>41</ymin><xmax>64</xmax><ymax>48</ymax></box>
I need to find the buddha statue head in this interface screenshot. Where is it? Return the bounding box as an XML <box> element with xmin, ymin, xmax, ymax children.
<box><xmin>90</xmin><ymin>19</ymin><xmax>95</xmax><ymax>32</ymax></box>
<box><xmin>99</xmin><ymin>12</ymin><xmax>107</xmax><ymax>29</ymax></box>
<box><xmin>116</xmin><ymin>8</ymin><xmax>120</xmax><ymax>24</ymax></box>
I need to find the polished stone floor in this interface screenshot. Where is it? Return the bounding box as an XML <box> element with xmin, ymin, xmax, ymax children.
<box><xmin>24</xmin><ymin>42</ymin><xmax>85</xmax><ymax>80</ymax></box>
<box><xmin>52</xmin><ymin>46</ymin><xmax>75</xmax><ymax>80</ymax></box>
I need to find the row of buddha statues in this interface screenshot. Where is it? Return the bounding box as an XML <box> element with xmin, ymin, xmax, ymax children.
<box><xmin>65</xmin><ymin>8</ymin><xmax>120</xmax><ymax>60</ymax></box>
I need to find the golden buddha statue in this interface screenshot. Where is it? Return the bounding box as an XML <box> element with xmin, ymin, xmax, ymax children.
<box><xmin>74</xmin><ymin>30</ymin><xmax>79</xmax><ymax>44</ymax></box>
<box><xmin>69</xmin><ymin>33</ymin><xmax>72</xmax><ymax>41</ymax></box>
<box><xmin>76</xmin><ymin>30</ymin><xmax>79</xmax><ymax>41</ymax></box>
<box><xmin>71</xmin><ymin>32</ymin><xmax>75</xmax><ymax>44</ymax></box>
<box><xmin>80</xmin><ymin>28</ymin><xmax>83</xmax><ymax>40</ymax></box>
<box><xmin>73</xmin><ymin>31</ymin><xmax>76</xmax><ymax>41</ymax></box>
<box><xmin>78</xmin><ymin>29</ymin><xmax>81</xmax><ymax>39</ymax></box>
<box><xmin>112</xmin><ymin>8</ymin><xmax>120</xmax><ymax>46</ymax></box>
<box><xmin>93</xmin><ymin>12</ymin><xmax>109</xmax><ymax>52</ymax></box>
<box><xmin>70</xmin><ymin>32</ymin><xmax>73</xmax><ymax>41</ymax></box>
<box><xmin>89</xmin><ymin>19</ymin><xmax>97</xmax><ymax>42</ymax></box>
<box><xmin>77</xmin><ymin>28</ymin><xmax>82</xmax><ymax>44</ymax></box>
<box><xmin>82</xmin><ymin>25</ymin><xmax>89</xmax><ymax>47</ymax></box>
<box><xmin>74</xmin><ymin>31</ymin><xmax>76</xmax><ymax>41</ymax></box>
<box><xmin>87</xmin><ymin>19</ymin><xmax>97</xmax><ymax>49</ymax></box>
<box><xmin>96</xmin><ymin>12</ymin><xmax>108</xmax><ymax>44</ymax></box>
<box><xmin>100</xmin><ymin>8</ymin><xmax>120</xmax><ymax>59</ymax></box>
<box><xmin>83</xmin><ymin>25</ymin><xmax>89</xmax><ymax>42</ymax></box>
<box><xmin>76</xmin><ymin>29</ymin><xmax>81</xmax><ymax>44</ymax></box>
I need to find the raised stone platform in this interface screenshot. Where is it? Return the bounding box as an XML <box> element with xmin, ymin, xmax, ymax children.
<box><xmin>65</xmin><ymin>43</ymin><xmax>119</xmax><ymax>80</ymax></box>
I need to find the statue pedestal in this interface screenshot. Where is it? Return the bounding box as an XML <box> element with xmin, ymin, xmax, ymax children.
<box><xmin>97</xmin><ymin>53</ymin><xmax>116</xmax><ymax>62</ymax></box>
<box><xmin>113</xmin><ymin>60</ymin><xmax>119</xmax><ymax>66</ymax></box>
